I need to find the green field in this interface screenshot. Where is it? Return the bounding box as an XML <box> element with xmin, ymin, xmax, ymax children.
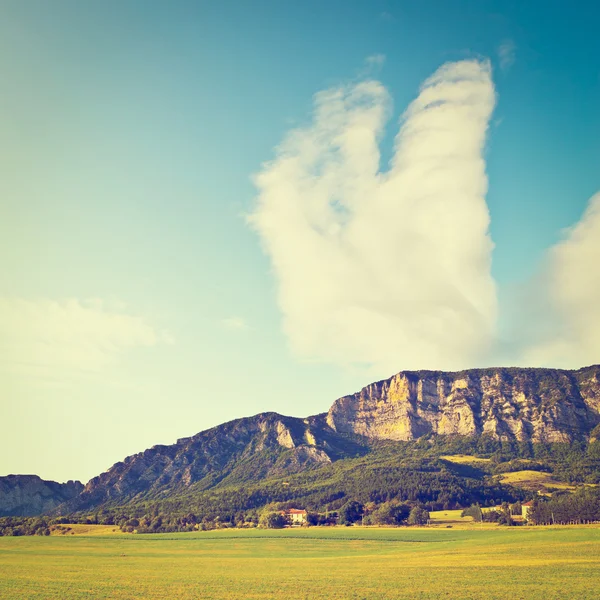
<box><xmin>497</xmin><ymin>469</ymin><xmax>597</xmax><ymax>492</ymax></box>
<box><xmin>1</xmin><ymin>526</ymin><xmax>599</xmax><ymax>599</ymax></box>
<box><xmin>440</xmin><ymin>454</ymin><xmax>492</xmax><ymax>464</ymax></box>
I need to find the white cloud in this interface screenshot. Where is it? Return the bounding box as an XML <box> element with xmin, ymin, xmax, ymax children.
<box><xmin>221</xmin><ymin>316</ymin><xmax>250</xmax><ymax>331</ymax></box>
<box><xmin>251</xmin><ymin>59</ymin><xmax>497</xmax><ymax>375</ymax></box>
<box><xmin>521</xmin><ymin>192</ymin><xmax>600</xmax><ymax>367</ymax></box>
<box><xmin>0</xmin><ymin>298</ymin><xmax>171</xmax><ymax>381</ymax></box>
<box><xmin>358</xmin><ymin>54</ymin><xmax>386</xmax><ymax>80</ymax></box>
<box><xmin>498</xmin><ymin>40</ymin><xmax>516</xmax><ymax>71</ymax></box>
<box><xmin>365</xmin><ymin>54</ymin><xmax>386</xmax><ymax>68</ymax></box>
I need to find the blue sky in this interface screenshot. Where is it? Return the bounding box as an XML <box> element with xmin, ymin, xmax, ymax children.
<box><xmin>1</xmin><ymin>1</ymin><xmax>598</xmax><ymax>483</ymax></box>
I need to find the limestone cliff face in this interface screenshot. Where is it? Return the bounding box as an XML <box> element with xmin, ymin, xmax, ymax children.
<box><xmin>327</xmin><ymin>365</ymin><xmax>600</xmax><ymax>443</ymax></box>
<box><xmin>0</xmin><ymin>476</ymin><xmax>83</xmax><ymax>517</ymax></box>
<box><xmin>50</xmin><ymin>364</ymin><xmax>600</xmax><ymax>515</ymax></box>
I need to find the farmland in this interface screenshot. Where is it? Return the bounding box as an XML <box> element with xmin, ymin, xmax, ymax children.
<box><xmin>1</xmin><ymin>526</ymin><xmax>599</xmax><ymax>599</ymax></box>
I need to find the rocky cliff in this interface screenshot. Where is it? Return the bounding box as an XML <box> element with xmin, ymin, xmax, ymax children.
<box><xmin>0</xmin><ymin>475</ymin><xmax>83</xmax><ymax>516</ymax></box>
<box><xmin>327</xmin><ymin>365</ymin><xmax>600</xmax><ymax>443</ymax></box>
<box><xmin>51</xmin><ymin>364</ymin><xmax>600</xmax><ymax>515</ymax></box>
<box><xmin>57</xmin><ymin>412</ymin><xmax>365</xmax><ymax>513</ymax></box>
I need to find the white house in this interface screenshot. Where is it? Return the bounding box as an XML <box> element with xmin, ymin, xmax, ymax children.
<box><xmin>282</xmin><ymin>508</ymin><xmax>307</xmax><ymax>525</ymax></box>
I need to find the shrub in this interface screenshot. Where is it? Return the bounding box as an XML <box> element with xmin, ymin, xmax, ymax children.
<box><xmin>407</xmin><ymin>506</ymin><xmax>429</xmax><ymax>526</ymax></box>
<box><xmin>259</xmin><ymin>512</ymin><xmax>286</xmax><ymax>529</ymax></box>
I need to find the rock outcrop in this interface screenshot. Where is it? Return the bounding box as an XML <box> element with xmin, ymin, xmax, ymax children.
<box><xmin>327</xmin><ymin>365</ymin><xmax>600</xmax><ymax>443</ymax></box>
<box><xmin>0</xmin><ymin>475</ymin><xmax>83</xmax><ymax>517</ymax></box>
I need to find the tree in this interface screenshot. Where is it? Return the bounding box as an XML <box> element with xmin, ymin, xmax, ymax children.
<box><xmin>259</xmin><ymin>511</ymin><xmax>286</xmax><ymax>529</ymax></box>
<box><xmin>407</xmin><ymin>506</ymin><xmax>429</xmax><ymax>526</ymax></box>
<box><xmin>306</xmin><ymin>512</ymin><xmax>320</xmax><ymax>526</ymax></box>
<box><xmin>371</xmin><ymin>502</ymin><xmax>411</xmax><ymax>525</ymax></box>
<box><xmin>499</xmin><ymin>502</ymin><xmax>514</xmax><ymax>526</ymax></box>
<box><xmin>461</xmin><ymin>504</ymin><xmax>483</xmax><ymax>522</ymax></box>
<box><xmin>338</xmin><ymin>501</ymin><xmax>364</xmax><ymax>525</ymax></box>
<box><xmin>483</xmin><ymin>509</ymin><xmax>501</xmax><ymax>523</ymax></box>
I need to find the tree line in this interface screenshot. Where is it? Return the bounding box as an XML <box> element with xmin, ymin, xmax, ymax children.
<box><xmin>526</xmin><ymin>488</ymin><xmax>600</xmax><ymax>525</ymax></box>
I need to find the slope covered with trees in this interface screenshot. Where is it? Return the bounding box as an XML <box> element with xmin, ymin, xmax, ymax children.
<box><xmin>2</xmin><ymin>365</ymin><xmax>600</xmax><ymax>533</ymax></box>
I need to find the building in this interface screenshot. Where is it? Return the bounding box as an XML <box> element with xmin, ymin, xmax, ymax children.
<box><xmin>282</xmin><ymin>508</ymin><xmax>307</xmax><ymax>525</ymax></box>
<box><xmin>522</xmin><ymin>501</ymin><xmax>533</xmax><ymax>521</ymax></box>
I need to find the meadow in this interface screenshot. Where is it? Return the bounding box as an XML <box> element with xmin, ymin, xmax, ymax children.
<box><xmin>1</xmin><ymin>526</ymin><xmax>599</xmax><ymax>599</ymax></box>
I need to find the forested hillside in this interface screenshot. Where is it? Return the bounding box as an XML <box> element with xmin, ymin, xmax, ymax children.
<box><xmin>2</xmin><ymin>365</ymin><xmax>600</xmax><ymax>534</ymax></box>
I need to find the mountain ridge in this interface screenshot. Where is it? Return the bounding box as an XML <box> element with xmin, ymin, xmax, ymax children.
<box><xmin>3</xmin><ymin>364</ymin><xmax>600</xmax><ymax>518</ymax></box>
<box><xmin>0</xmin><ymin>475</ymin><xmax>83</xmax><ymax>517</ymax></box>
<box><xmin>56</xmin><ymin>411</ymin><xmax>367</xmax><ymax>514</ymax></box>
<box><xmin>58</xmin><ymin>364</ymin><xmax>599</xmax><ymax>514</ymax></box>
<box><xmin>327</xmin><ymin>364</ymin><xmax>600</xmax><ymax>443</ymax></box>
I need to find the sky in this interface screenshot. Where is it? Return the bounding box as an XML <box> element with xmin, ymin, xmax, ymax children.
<box><xmin>0</xmin><ymin>0</ymin><xmax>598</xmax><ymax>483</ymax></box>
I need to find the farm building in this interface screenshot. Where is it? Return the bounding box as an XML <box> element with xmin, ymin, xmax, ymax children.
<box><xmin>282</xmin><ymin>508</ymin><xmax>307</xmax><ymax>525</ymax></box>
<box><xmin>522</xmin><ymin>501</ymin><xmax>533</xmax><ymax>521</ymax></box>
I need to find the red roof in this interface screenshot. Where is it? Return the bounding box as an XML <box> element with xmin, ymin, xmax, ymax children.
<box><xmin>522</xmin><ymin>501</ymin><xmax>533</xmax><ymax>506</ymax></box>
<box><xmin>285</xmin><ymin>509</ymin><xmax>307</xmax><ymax>514</ymax></box>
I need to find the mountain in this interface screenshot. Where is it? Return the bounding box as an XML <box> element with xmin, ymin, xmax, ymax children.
<box><xmin>58</xmin><ymin>412</ymin><xmax>367</xmax><ymax>514</ymax></box>
<box><xmin>0</xmin><ymin>364</ymin><xmax>585</xmax><ymax>521</ymax></box>
<box><xmin>0</xmin><ymin>475</ymin><xmax>83</xmax><ymax>517</ymax></box>
<box><xmin>51</xmin><ymin>364</ymin><xmax>600</xmax><ymax>516</ymax></box>
<box><xmin>328</xmin><ymin>365</ymin><xmax>600</xmax><ymax>443</ymax></box>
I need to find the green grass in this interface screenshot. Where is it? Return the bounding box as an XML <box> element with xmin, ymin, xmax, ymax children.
<box><xmin>498</xmin><ymin>470</ymin><xmax>576</xmax><ymax>492</ymax></box>
<box><xmin>428</xmin><ymin>509</ymin><xmax>475</xmax><ymax>525</ymax></box>
<box><xmin>440</xmin><ymin>454</ymin><xmax>491</xmax><ymax>464</ymax></box>
<box><xmin>1</xmin><ymin>526</ymin><xmax>599</xmax><ymax>599</ymax></box>
<box><xmin>50</xmin><ymin>524</ymin><xmax>122</xmax><ymax>536</ymax></box>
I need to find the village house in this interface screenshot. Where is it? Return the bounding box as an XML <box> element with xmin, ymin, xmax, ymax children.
<box><xmin>282</xmin><ymin>508</ymin><xmax>307</xmax><ymax>525</ymax></box>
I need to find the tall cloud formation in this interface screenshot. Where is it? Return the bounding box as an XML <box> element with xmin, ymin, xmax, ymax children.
<box><xmin>252</xmin><ymin>60</ymin><xmax>497</xmax><ymax>374</ymax></box>
<box><xmin>523</xmin><ymin>192</ymin><xmax>600</xmax><ymax>368</ymax></box>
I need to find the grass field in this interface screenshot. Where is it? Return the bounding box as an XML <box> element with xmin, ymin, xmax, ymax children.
<box><xmin>440</xmin><ymin>454</ymin><xmax>492</xmax><ymax>464</ymax></box>
<box><xmin>1</xmin><ymin>526</ymin><xmax>600</xmax><ymax>599</ymax></box>
<box><xmin>428</xmin><ymin>509</ymin><xmax>477</xmax><ymax>525</ymax></box>
<box><xmin>50</xmin><ymin>524</ymin><xmax>122</xmax><ymax>536</ymax></box>
<box><xmin>440</xmin><ymin>455</ymin><xmax>588</xmax><ymax>495</ymax></box>
<box><xmin>498</xmin><ymin>470</ymin><xmax>576</xmax><ymax>492</ymax></box>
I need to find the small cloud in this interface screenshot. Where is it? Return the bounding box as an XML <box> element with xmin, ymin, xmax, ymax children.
<box><xmin>379</xmin><ymin>11</ymin><xmax>395</xmax><ymax>22</ymax></box>
<box><xmin>221</xmin><ymin>316</ymin><xmax>250</xmax><ymax>332</ymax></box>
<box><xmin>358</xmin><ymin>54</ymin><xmax>386</xmax><ymax>79</ymax></box>
<box><xmin>0</xmin><ymin>297</ymin><xmax>172</xmax><ymax>383</ymax></box>
<box><xmin>365</xmin><ymin>54</ymin><xmax>386</xmax><ymax>68</ymax></box>
<box><xmin>498</xmin><ymin>39</ymin><xmax>516</xmax><ymax>71</ymax></box>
